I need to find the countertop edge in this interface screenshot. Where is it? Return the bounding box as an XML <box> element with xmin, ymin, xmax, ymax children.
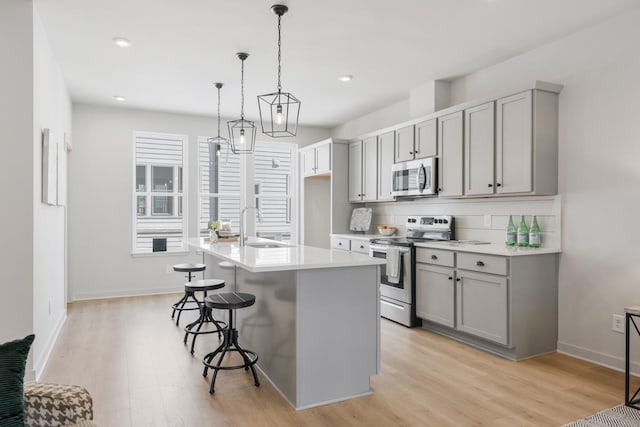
<box><xmin>413</xmin><ymin>242</ymin><xmax>562</xmax><ymax>257</ymax></box>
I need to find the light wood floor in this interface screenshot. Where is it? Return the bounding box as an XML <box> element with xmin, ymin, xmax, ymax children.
<box><xmin>42</xmin><ymin>294</ymin><xmax>632</xmax><ymax>426</ymax></box>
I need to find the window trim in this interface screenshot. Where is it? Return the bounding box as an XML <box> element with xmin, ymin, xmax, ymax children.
<box><xmin>131</xmin><ymin>131</ymin><xmax>189</xmax><ymax>255</ymax></box>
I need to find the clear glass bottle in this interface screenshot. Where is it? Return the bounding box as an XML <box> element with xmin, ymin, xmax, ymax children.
<box><xmin>505</xmin><ymin>215</ymin><xmax>517</xmax><ymax>247</ymax></box>
<box><xmin>517</xmin><ymin>216</ymin><xmax>529</xmax><ymax>247</ymax></box>
<box><xmin>529</xmin><ymin>216</ymin><xmax>541</xmax><ymax>248</ymax></box>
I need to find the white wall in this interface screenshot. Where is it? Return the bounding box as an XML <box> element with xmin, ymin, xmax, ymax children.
<box><xmin>69</xmin><ymin>104</ymin><xmax>329</xmax><ymax>300</ymax></box>
<box><xmin>32</xmin><ymin>6</ymin><xmax>72</xmax><ymax>379</ymax></box>
<box><xmin>331</xmin><ymin>99</ymin><xmax>410</xmax><ymax>140</ymax></box>
<box><xmin>448</xmin><ymin>7</ymin><xmax>640</xmax><ymax>370</ymax></box>
<box><xmin>0</xmin><ymin>0</ymin><xmax>35</xmax><ymax>376</ymax></box>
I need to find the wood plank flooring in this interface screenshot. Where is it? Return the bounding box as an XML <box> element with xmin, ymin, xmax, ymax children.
<box><xmin>42</xmin><ymin>294</ymin><xmax>633</xmax><ymax>426</ymax></box>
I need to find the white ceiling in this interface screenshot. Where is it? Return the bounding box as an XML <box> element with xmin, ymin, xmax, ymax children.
<box><xmin>35</xmin><ymin>0</ymin><xmax>640</xmax><ymax>128</ymax></box>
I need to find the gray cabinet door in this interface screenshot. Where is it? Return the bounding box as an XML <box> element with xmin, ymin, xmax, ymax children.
<box><xmin>415</xmin><ymin>119</ymin><xmax>437</xmax><ymax>159</ymax></box>
<box><xmin>377</xmin><ymin>131</ymin><xmax>395</xmax><ymax>201</ymax></box>
<box><xmin>456</xmin><ymin>270</ymin><xmax>508</xmax><ymax>345</ymax></box>
<box><xmin>315</xmin><ymin>143</ymin><xmax>331</xmax><ymax>175</ymax></box>
<box><xmin>395</xmin><ymin>125</ymin><xmax>415</xmax><ymax>163</ymax></box>
<box><xmin>496</xmin><ymin>90</ymin><xmax>533</xmax><ymax>194</ymax></box>
<box><xmin>438</xmin><ymin>111</ymin><xmax>464</xmax><ymax>197</ymax></box>
<box><xmin>416</xmin><ymin>264</ymin><xmax>455</xmax><ymax>328</ymax></box>
<box><xmin>348</xmin><ymin>141</ymin><xmax>363</xmax><ymax>202</ymax></box>
<box><xmin>301</xmin><ymin>147</ymin><xmax>316</xmax><ymax>177</ymax></box>
<box><xmin>362</xmin><ymin>136</ymin><xmax>378</xmax><ymax>202</ymax></box>
<box><xmin>465</xmin><ymin>102</ymin><xmax>495</xmax><ymax>196</ymax></box>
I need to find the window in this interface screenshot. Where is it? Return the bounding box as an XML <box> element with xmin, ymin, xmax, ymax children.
<box><xmin>254</xmin><ymin>141</ymin><xmax>296</xmax><ymax>242</ymax></box>
<box><xmin>133</xmin><ymin>132</ymin><xmax>188</xmax><ymax>253</ymax></box>
<box><xmin>199</xmin><ymin>138</ymin><xmax>241</xmax><ymax>235</ymax></box>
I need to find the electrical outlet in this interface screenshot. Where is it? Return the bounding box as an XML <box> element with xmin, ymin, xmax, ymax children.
<box><xmin>484</xmin><ymin>215</ymin><xmax>492</xmax><ymax>228</ymax></box>
<box><xmin>612</xmin><ymin>314</ymin><xmax>625</xmax><ymax>333</ymax></box>
<box><xmin>166</xmin><ymin>264</ymin><xmax>173</xmax><ymax>275</ymax></box>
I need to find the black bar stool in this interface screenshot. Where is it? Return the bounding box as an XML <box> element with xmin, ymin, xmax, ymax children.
<box><xmin>202</xmin><ymin>292</ymin><xmax>260</xmax><ymax>394</ymax></box>
<box><xmin>183</xmin><ymin>279</ymin><xmax>227</xmax><ymax>354</ymax></box>
<box><xmin>171</xmin><ymin>263</ymin><xmax>206</xmax><ymax>326</ymax></box>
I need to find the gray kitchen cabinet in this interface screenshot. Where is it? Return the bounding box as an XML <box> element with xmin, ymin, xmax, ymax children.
<box><xmin>464</xmin><ymin>102</ymin><xmax>495</xmax><ymax>196</ymax></box>
<box><xmin>416</xmin><ymin>246</ymin><xmax>558</xmax><ymax>360</ymax></box>
<box><xmin>416</xmin><ymin>264</ymin><xmax>456</xmax><ymax>328</ymax></box>
<box><xmin>301</xmin><ymin>140</ymin><xmax>332</xmax><ymax>177</ymax></box>
<box><xmin>437</xmin><ymin>111</ymin><xmax>464</xmax><ymax>197</ymax></box>
<box><xmin>395</xmin><ymin>125</ymin><xmax>415</xmax><ymax>163</ymax></box>
<box><xmin>377</xmin><ymin>131</ymin><xmax>395</xmax><ymax>201</ymax></box>
<box><xmin>415</xmin><ymin>119</ymin><xmax>437</xmax><ymax>159</ymax></box>
<box><xmin>495</xmin><ymin>90</ymin><xmax>558</xmax><ymax>196</ymax></box>
<box><xmin>348</xmin><ymin>141</ymin><xmax>363</xmax><ymax>202</ymax></box>
<box><xmin>362</xmin><ymin>136</ymin><xmax>378</xmax><ymax>202</ymax></box>
<box><xmin>456</xmin><ymin>270</ymin><xmax>508</xmax><ymax>345</ymax></box>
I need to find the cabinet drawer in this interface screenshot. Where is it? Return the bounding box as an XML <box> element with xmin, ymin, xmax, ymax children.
<box><xmin>416</xmin><ymin>248</ymin><xmax>454</xmax><ymax>267</ymax></box>
<box><xmin>457</xmin><ymin>253</ymin><xmax>508</xmax><ymax>276</ymax></box>
<box><xmin>351</xmin><ymin>239</ymin><xmax>370</xmax><ymax>254</ymax></box>
<box><xmin>331</xmin><ymin>237</ymin><xmax>351</xmax><ymax>251</ymax></box>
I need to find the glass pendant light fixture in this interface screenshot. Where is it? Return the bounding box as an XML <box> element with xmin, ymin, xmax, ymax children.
<box><xmin>228</xmin><ymin>52</ymin><xmax>257</xmax><ymax>154</ymax></box>
<box><xmin>207</xmin><ymin>82</ymin><xmax>229</xmax><ymax>158</ymax></box>
<box><xmin>257</xmin><ymin>4</ymin><xmax>301</xmax><ymax>138</ymax></box>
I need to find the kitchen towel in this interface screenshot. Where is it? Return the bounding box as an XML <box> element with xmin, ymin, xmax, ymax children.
<box><xmin>386</xmin><ymin>247</ymin><xmax>401</xmax><ymax>284</ymax></box>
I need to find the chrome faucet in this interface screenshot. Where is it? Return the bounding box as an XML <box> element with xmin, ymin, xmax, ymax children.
<box><xmin>239</xmin><ymin>206</ymin><xmax>263</xmax><ymax>247</ymax></box>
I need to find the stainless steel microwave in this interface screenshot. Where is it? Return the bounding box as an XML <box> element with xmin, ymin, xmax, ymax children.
<box><xmin>391</xmin><ymin>158</ymin><xmax>437</xmax><ymax>197</ymax></box>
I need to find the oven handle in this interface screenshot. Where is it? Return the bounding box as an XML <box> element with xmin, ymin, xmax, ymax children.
<box><xmin>369</xmin><ymin>244</ymin><xmax>411</xmax><ymax>254</ymax></box>
<box><xmin>381</xmin><ymin>299</ymin><xmax>406</xmax><ymax>310</ymax></box>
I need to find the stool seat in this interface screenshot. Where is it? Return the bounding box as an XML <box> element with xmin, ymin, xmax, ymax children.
<box><xmin>185</xmin><ymin>279</ymin><xmax>225</xmax><ymax>292</ymax></box>
<box><xmin>173</xmin><ymin>263</ymin><xmax>206</xmax><ymax>273</ymax></box>
<box><xmin>205</xmin><ymin>293</ymin><xmax>255</xmax><ymax>310</ymax></box>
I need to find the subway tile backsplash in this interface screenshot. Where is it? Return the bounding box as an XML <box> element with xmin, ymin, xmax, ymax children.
<box><xmin>368</xmin><ymin>195</ymin><xmax>561</xmax><ymax>248</ymax></box>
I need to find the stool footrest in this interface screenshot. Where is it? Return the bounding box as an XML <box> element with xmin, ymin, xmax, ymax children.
<box><xmin>202</xmin><ymin>349</ymin><xmax>258</xmax><ymax>371</ymax></box>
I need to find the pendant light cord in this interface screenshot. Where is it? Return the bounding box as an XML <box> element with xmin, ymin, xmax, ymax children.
<box><xmin>277</xmin><ymin>14</ymin><xmax>282</xmax><ymax>93</ymax></box>
<box><xmin>240</xmin><ymin>57</ymin><xmax>245</xmax><ymax>120</ymax></box>
<box><xmin>216</xmin><ymin>86</ymin><xmax>221</xmax><ymax>138</ymax></box>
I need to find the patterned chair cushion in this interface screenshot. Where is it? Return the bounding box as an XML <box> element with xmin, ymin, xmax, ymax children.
<box><xmin>23</xmin><ymin>383</ymin><xmax>93</xmax><ymax>427</ymax></box>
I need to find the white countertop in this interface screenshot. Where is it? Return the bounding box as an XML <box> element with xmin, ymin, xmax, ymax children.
<box><xmin>414</xmin><ymin>241</ymin><xmax>561</xmax><ymax>257</ymax></box>
<box><xmin>189</xmin><ymin>238</ymin><xmax>384</xmax><ymax>273</ymax></box>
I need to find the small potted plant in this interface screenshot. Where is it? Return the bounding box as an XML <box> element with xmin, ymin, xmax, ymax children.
<box><xmin>208</xmin><ymin>220</ymin><xmax>220</xmax><ymax>243</ymax></box>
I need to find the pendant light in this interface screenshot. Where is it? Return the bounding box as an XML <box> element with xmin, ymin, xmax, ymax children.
<box><xmin>228</xmin><ymin>52</ymin><xmax>257</xmax><ymax>154</ymax></box>
<box><xmin>207</xmin><ymin>82</ymin><xmax>229</xmax><ymax>158</ymax></box>
<box><xmin>257</xmin><ymin>4</ymin><xmax>301</xmax><ymax>138</ymax></box>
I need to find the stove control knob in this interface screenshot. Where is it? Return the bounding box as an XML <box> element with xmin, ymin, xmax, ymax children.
<box><xmin>443</xmin><ymin>219</ymin><xmax>448</xmax><ymax>224</ymax></box>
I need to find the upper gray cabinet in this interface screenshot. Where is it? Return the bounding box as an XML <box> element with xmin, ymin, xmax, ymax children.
<box><xmin>464</xmin><ymin>102</ymin><xmax>495</xmax><ymax>196</ymax></box>
<box><xmin>301</xmin><ymin>140</ymin><xmax>331</xmax><ymax>177</ymax></box>
<box><xmin>362</xmin><ymin>136</ymin><xmax>378</xmax><ymax>202</ymax></box>
<box><xmin>437</xmin><ymin>111</ymin><xmax>464</xmax><ymax>197</ymax></box>
<box><xmin>495</xmin><ymin>90</ymin><xmax>558</xmax><ymax>196</ymax></box>
<box><xmin>395</xmin><ymin>120</ymin><xmax>437</xmax><ymax>163</ymax></box>
<box><xmin>377</xmin><ymin>131</ymin><xmax>395</xmax><ymax>201</ymax></box>
<box><xmin>415</xmin><ymin>119</ymin><xmax>437</xmax><ymax>159</ymax></box>
<box><xmin>348</xmin><ymin>141</ymin><xmax>363</xmax><ymax>202</ymax></box>
<box><xmin>395</xmin><ymin>125</ymin><xmax>415</xmax><ymax>163</ymax></box>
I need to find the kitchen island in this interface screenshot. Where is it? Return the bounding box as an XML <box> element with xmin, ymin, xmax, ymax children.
<box><xmin>188</xmin><ymin>238</ymin><xmax>384</xmax><ymax>410</ymax></box>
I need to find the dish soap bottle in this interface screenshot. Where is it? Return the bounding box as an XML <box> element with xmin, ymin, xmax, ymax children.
<box><xmin>517</xmin><ymin>216</ymin><xmax>529</xmax><ymax>247</ymax></box>
<box><xmin>505</xmin><ymin>215</ymin><xmax>517</xmax><ymax>247</ymax></box>
<box><xmin>529</xmin><ymin>216</ymin><xmax>541</xmax><ymax>248</ymax></box>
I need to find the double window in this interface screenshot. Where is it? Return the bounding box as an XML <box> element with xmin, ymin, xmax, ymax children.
<box><xmin>133</xmin><ymin>132</ymin><xmax>187</xmax><ymax>253</ymax></box>
<box><xmin>132</xmin><ymin>132</ymin><xmax>296</xmax><ymax>254</ymax></box>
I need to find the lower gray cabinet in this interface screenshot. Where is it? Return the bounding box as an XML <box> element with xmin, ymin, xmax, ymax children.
<box><xmin>416</xmin><ymin>264</ymin><xmax>455</xmax><ymax>328</ymax></box>
<box><xmin>456</xmin><ymin>270</ymin><xmax>508</xmax><ymax>345</ymax></box>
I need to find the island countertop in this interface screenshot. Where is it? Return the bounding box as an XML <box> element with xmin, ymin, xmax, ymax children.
<box><xmin>413</xmin><ymin>241</ymin><xmax>562</xmax><ymax>257</ymax></box>
<box><xmin>189</xmin><ymin>238</ymin><xmax>384</xmax><ymax>273</ymax></box>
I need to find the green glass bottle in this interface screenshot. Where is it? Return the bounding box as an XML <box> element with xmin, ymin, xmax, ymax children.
<box><xmin>529</xmin><ymin>216</ymin><xmax>541</xmax><ymax>248</ymax></box>
<box><xmin>505</xmin><ymin>215</ymin><xmax>517</xmax><ymax>246</ymax></box>
<box><xmin>517</xmin><ymin>216</ymin><xmax>529</xmax><ymax>247</ymax></box>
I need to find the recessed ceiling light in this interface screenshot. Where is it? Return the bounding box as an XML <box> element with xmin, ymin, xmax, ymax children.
<box><xmin>112</xmin><ymin>37</ymin><xmax>132</xmax><ymax>47</ymax></box>
<box><xmin>113</xmin><ymin>95</ymin><xmax>126</xmax><ymax>102</ymax></box>
<box><xmin>339</xmin><ymin>75</ymin><xmax>353</xmax><ymax>82</ymax></box>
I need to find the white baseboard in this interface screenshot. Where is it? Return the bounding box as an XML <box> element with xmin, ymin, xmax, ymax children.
<box><xmin>70</xmin><ymin>287</ymin><xmax>183</xmax><ymax>302</ymax></box>
<box><xmin>557</xmin><ymin>341</ymin><xmax>640</xmax><ymax>376</ymax></box>
<box><xmin>34</xmin><ymin>310</ymin><xmax>67</xmax><ymax>381</ymax></box>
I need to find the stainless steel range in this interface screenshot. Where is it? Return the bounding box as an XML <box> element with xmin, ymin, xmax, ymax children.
<box><xmin>369</xmin><ymin>215</ymin><xmax>455</xmax><ymax>327</ymax></box>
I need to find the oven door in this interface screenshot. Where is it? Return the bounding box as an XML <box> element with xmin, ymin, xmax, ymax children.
<box><xmin>369</xmin><ymin>244</ymin><xmax>413</xmax><ymax>304</ymax></box>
